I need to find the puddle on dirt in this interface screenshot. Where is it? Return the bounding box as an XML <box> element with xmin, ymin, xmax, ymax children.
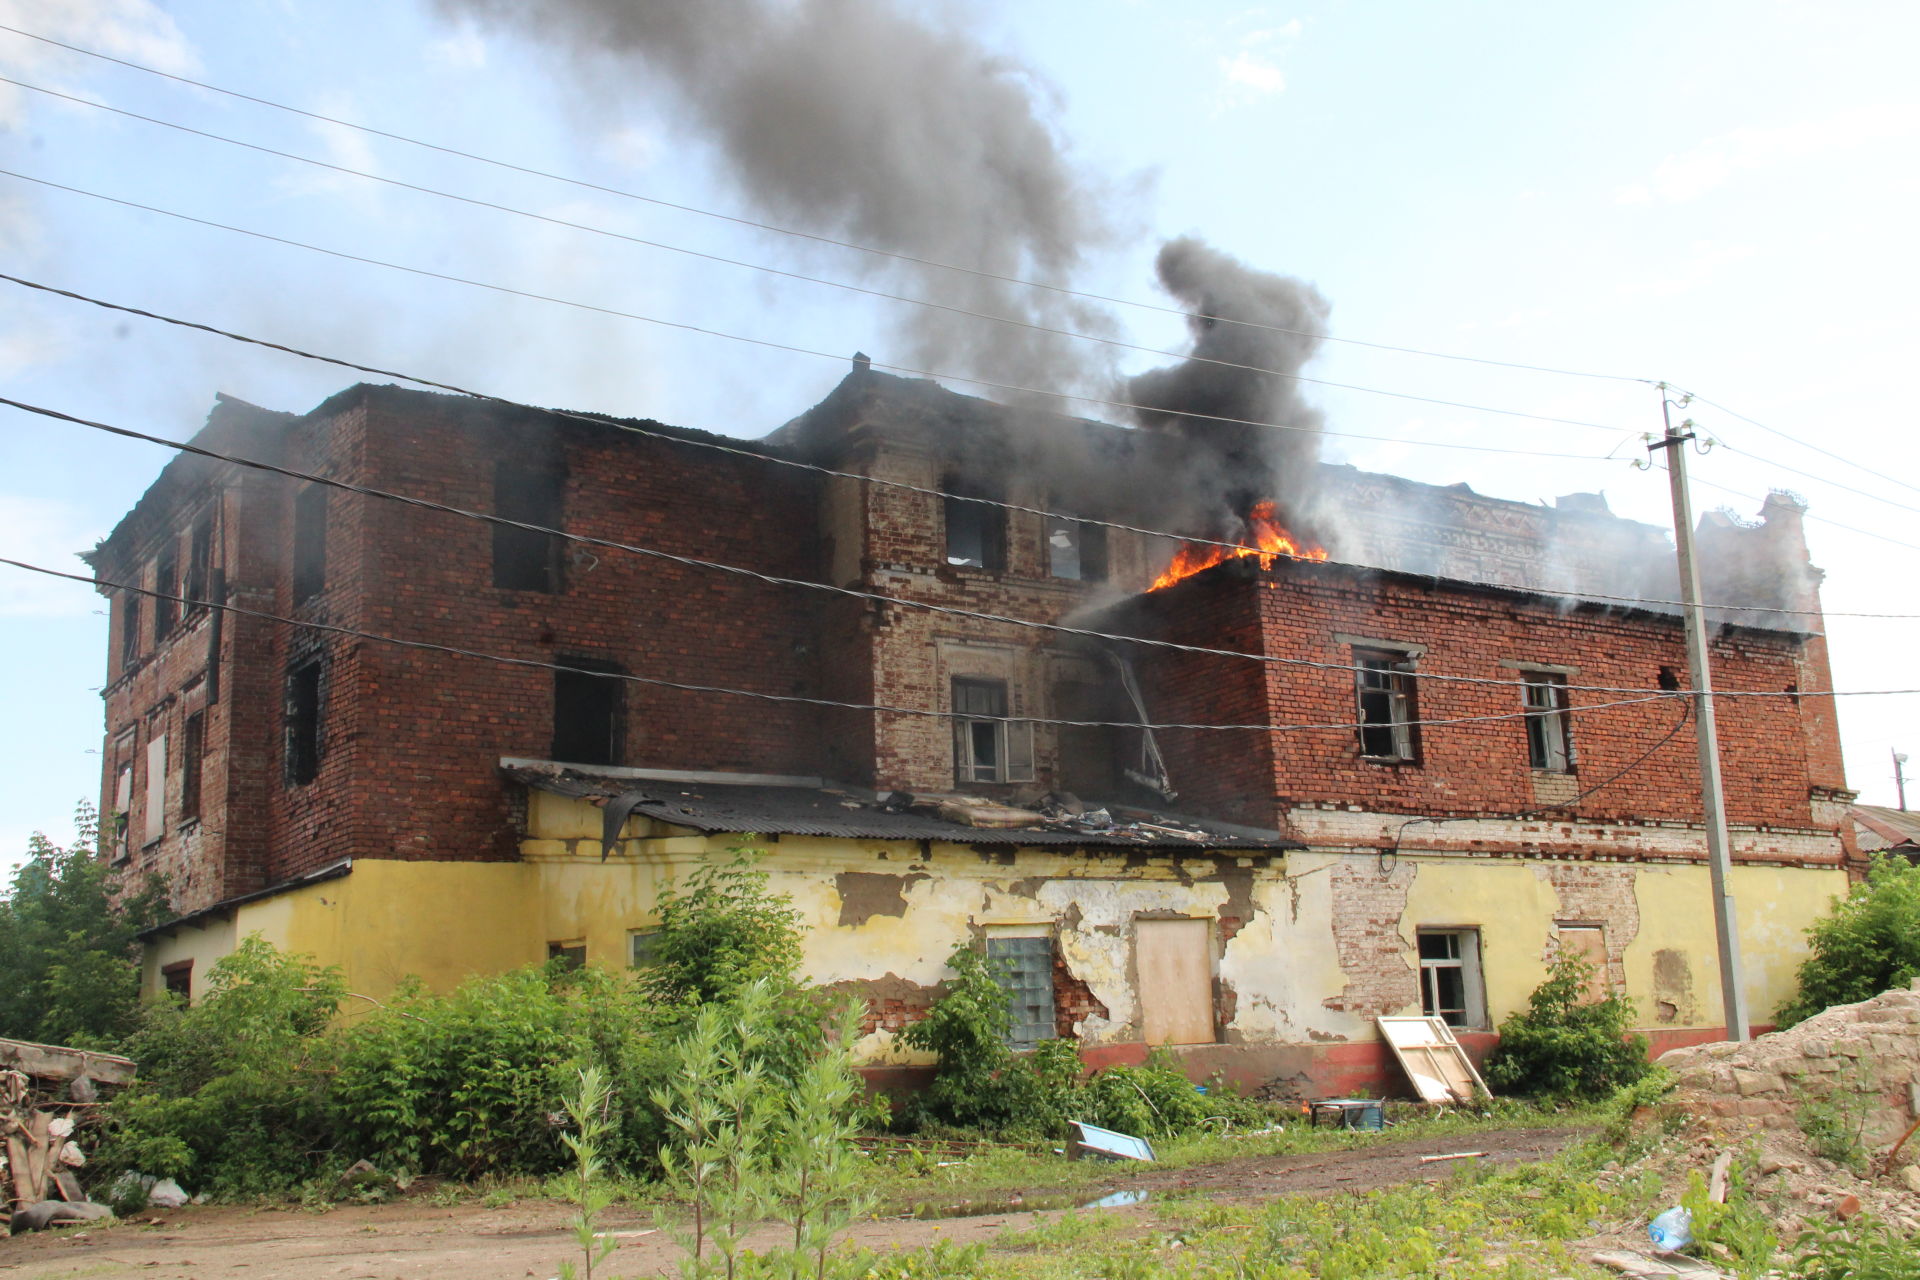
<box><xmin>910</xmin><ymin>1188</ymin><xmax>1151</xmax><ymax>1220</ymax></box>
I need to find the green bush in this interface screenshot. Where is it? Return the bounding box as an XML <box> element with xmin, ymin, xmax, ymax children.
<box><xmin>1776</xmin><ymin>855</ymin><xmax>1920</xmax><ymax>1028</ymax></box>
<box><xmin>1483</xmin><ymin>950</ymin><xmax>1649</xmax><ymax>1103</ymax></box>
<box><xmin>97</xmin><ymin>937</ymin><xmax>345</xmax><ymax>1195</ymax></box>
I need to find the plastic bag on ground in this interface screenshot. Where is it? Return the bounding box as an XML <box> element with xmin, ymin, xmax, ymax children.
<box><xmin>147</xmin><ymin>1178</ymin><xmax>189</xmax><ymax>1209</ymax></box>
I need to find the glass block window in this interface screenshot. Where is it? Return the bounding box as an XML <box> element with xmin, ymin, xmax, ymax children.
<box><xmin>986</xmin><ymin>934</ymin><xmax>1056</xmax><ymax>1049</ymax></box>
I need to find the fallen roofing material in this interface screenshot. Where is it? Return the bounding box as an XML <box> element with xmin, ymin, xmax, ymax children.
<box><xmin>501</xmin><ymin>760</ymin><xmax>1300</xmax><ymax>852</ymax></box>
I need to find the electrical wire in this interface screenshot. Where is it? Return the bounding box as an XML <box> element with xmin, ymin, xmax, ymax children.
<box><xmin>9</xmin><ymin>393</ymin><xmax>1916</xmax><ymax>700</ymax></box>
<box><xmin>0</xmin><ymin>20</ymin><xmax>1658</xmax><ymax>386</ymax></box>
<box><xmin>0</xmin><ymin>166</ymin><xmax>1637</xmax><ymax>450</ymax></box>
<box><xmin>1685</xmin><ymin>470</ymin><xmax>1920</xmax><ymax>555</ymax></box>
<box><xmin>0</xmin><ymin>72</ymin><xmax>1641</xmax><ymax>432</ymax></box>
<box><xmin>1679</xmin><ymin>387</ymin><xmax>1920</xmax><ymax>501</ymax></box>
<box><xmin>10</xmin><ymin>271</ymin><xmax>1908</xmax><ymax>623</ymax></box>
<box><xmin>0</xmin><ymin>555</ymin><xmax>1690</xmax><ymax>735</ymax></box>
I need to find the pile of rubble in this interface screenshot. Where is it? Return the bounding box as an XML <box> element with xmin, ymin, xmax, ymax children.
<box><xmin>1646</xmin><ymin>979</ymin><xmax>1920</xmax><ymax>1234</ymax></box>
<box><xmin>2</xmin><ymin>1037</ymin><xmax>135</xmax><ymax>1234</ymax></box>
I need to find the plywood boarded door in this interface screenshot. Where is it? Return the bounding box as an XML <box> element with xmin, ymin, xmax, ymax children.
<box><xmin>1557</xmin><ymin>924</ymin><xmax>1609</xmax><ymax>1002</ymax></box>
<box><xmin>1136</xmin><ymin>918</ymin><xmax>1214</xmax><ymax>1045</ymax></box>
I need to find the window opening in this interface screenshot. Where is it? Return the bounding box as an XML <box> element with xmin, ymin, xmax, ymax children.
<box><xmin>181</xmin><ymin>712</ymin><xmax>205</xmax><ymax>824</ymax></box>
<box><xmin>111</xmin><ymin>760</ymin><xmax>133</xmax><ymax>863</ymax></box>
<box><xmin>493</xmin><ymin>456</ymin><xmax>565</xmax><ymax>591</ymax></box>
<box><xmin>186</xmin><ymin>518</ymin><xmax>214</xmax><ymax>610</ymax></box>
<box><xmin>1417</xmin><ymin>928</ymin><xmax>1486</xmax><ymax>1029</ymax></box>
<box><xmin>952</xmin><ymin>678</ymin><xmax>1033</xmax><ymax>784</ymax></box>
<box><xmin>1524</xmin><ymin>673</ymin><xmax>1573</xmax><ymax>772</ymax></box>
<box><xmin>1046</xmin><ymin>513</ymin><xmax>1108</xmax><ymax>582</ymax></box>
<box><xmin>285</xmin><ymin>660</ymin><xmax>322</xmax><ymax>785</ymax></box>
<box><xmin>548</xmin><ymin>941</ymin><xmax>587</xmax><ymax>971</ymax></box>
<box><xmin>120</xmin><ymin>593</ymin><xmax>141</xmax><ymax>671</ymax></box>
<box><xmin>943</xmin><ymin>476</ymin><xmax>1004</xmax><ymax>571</ymax></box>
<box><xmin>154</xmin><ymin>550</ymin><xmax>178</xmax><ymax>640</ymax></box>
<box><xmin>292</xmin><ymin>484</ymin><xmax>327</xmax><ymax>604</ymax></box>
<box><xmin>552</xmin><ymin>659</ymin><xmax>624</xmax><ymax>766</ymax></box>
<box><xmin>986</xmin><ymin>934</ymin><xmax>1056</xmax><ymax>1049</ymax></box>
<box><xmin>628</xmin><ymin>929</ymin><xmax>661</xmax><ymax>968</ymax></box>
<box><xmin>162</xmin><ymin>961</ymin><xmax>192</xmax><ymax>1002</ymax></box>
<box><xmin>1355</xmin><ymin>648</ymin><xmax>1418</xmax><ymax>762</ymax></box>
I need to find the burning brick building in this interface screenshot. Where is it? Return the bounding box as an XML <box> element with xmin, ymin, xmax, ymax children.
<box><xmin>92</xmin><ymin>364</ymin><xmax>1854</xmax><ymax>1094</ymax></box>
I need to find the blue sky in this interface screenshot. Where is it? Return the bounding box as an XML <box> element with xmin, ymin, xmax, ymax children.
<box><xmin>4</xmin><ymin>0</ymin><xmax>1918</xmax><ymax>872</ymax></box>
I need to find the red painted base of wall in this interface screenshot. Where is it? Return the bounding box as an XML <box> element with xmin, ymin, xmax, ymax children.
<box><xmin>857</xmin><ymin>1026</ymin><xmax>1764</xmax><ymax>1105</ymax></box>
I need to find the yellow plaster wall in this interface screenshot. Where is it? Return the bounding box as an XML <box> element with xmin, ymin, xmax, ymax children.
<box><xmin>141</xmin><ymin>916</ymin><xmax>239</xmax><ymax>1002</ymax></box>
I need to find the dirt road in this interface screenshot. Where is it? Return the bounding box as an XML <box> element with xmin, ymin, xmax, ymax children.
<box><xmin>0</xmin><ymin>1127</ymin><xmax>1581</xmax><ymax>1279</ymax></box>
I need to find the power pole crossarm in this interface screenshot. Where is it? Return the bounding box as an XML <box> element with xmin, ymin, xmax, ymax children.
<box><xmin>1649</xmin><ymin>387</ymin><xmax>1751</xmax><ymax>1043</ymax></box>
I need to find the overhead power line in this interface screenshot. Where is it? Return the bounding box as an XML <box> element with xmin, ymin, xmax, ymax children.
<box><xmin>1679</xmin><ymin>387</ymin><xmax>1920</xmax><ymax>501</ymax></box>
<box><xmin>0</xmin><ymin>167</ymin><xmax>1637</xmax><ymax>448</ymax></box>
<box><xmin>1686</xmin><ymin>470</ymin><xmax>1920</xmax><ymax>556</ymax></box>
<box><xmin>1</xmin><ymin>556</ymin><xmax>1688</xmax><ymax>736</ymax></box>
<box><xmin>0</xmin><ymin>20</ymin><xmax>1656</xmax><ymax>387</ymax></box>
<box><xmin>8</xmin><ymin>393</ymin><xmax>1911</xmax><ymax>699</ymax></box>
<box><xmin>10</xmin><ymin>271</ymin><xmax>1908</xmax><ymax>622</ymax></box>
<box><xmin>0</xmin><ymin>73</ymin><xmax>1639</xmax><ymax>431</ymax></box>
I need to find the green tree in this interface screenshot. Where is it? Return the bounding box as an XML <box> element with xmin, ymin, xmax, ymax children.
<box><xmin>641</xmin><ymin>842</ymin><xmax>806</xmax><ymax>1008</ymax></box>
<box><xmin>0</xmin><ymin>803</ymin><xmax>168</xmax><ymax>1047</ymax></box>
<box><xmin>1776</xmin><ymin>855</ymin><xmax>1920</xmax><ymax>1027</ymax></box>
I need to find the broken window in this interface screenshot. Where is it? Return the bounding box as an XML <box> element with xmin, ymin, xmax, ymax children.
<box><xmin>986</xmin><ymin>932</ymin><xmax>1056</xmax><ymax>1049</ymax></box>
<box><xmin>1355</xmin><ymin>648</ymin><xmax>1418</xmax><ymax>762</ymax></box>
<box><xmin>185</xmin><ymin>517</ymin><xmax>213</xmax><ymax>611</ymax></box>
<box><xmin>552</xmin><ymin>659</ymin><xmax>624</xmax><ymax>766</ymax></box>
<box><xmin>180</xmin><ymin>711</ymin><xmax>205</xmax><ymax>824</ymax></box>
<box><xmin>1135</xmin><ymin>918</ymin><xmax>1215</xmax><ymax>1045</ymax></box>
<box><xmin>1046</xmin><ymin>511</ymin><xmax>1109</xmax><ymax>582</ymax></box>
<box><xmin>161</xmin><ymin>961</ymin><xmax>192</xmax><ymax>1002</ymax></box>
<box><xmin>1417</xmin><ymin>929</ymin><xmax>1486</xmax><ymax>1029</ymax></box>
<box><xmin>943</xmin><ymin>476</ymin><xmax>1004</xmax><ymax>571</ymax></box>
<box><xmin>143</xmin><ymin>732</ymin><xmax>167</xmax><ymax>846</ymax></box>
<box><xmin>119</xmin><ymin>592</ymin><xmax>141</xmax><ymax>671</ymax></box>
<box><xmin>285</xmin><ymin>660</ymin><xmax>322</xmax><ymax>786</ymax></box>
<box><xmin>493</xmin><ymin>454</ymin><xmax>565</xmax><ymax>592</ymax></box>
<box><xmin>952</xmin><ymin>677</ymin><xmax>1033</xmax><ymax>785</ymax></box>
<box><xmin>292</xmin><ymin>484</ymin><xmax>327</xmax><ymax>604</ymax></box>
<box><xmin>111</xmin><ymin>759</ymin><xmax>133</xmax><ymax>864</ymax></box>
<box><xmin>1555</xmin><ymin>923</ymin><xmax>1610</xmax><ymax>1002</ymax></box>
<box><xmin>1524</xmin><ymin>673</ymin><xmax>1573</xmax><ymax>772</ymax></box>
<box><xmin>548</xmin><ymin>941</ymin><xmax>587</xmax><ymax>971</ymax></box>
<box><xmin>153</xmin><ymin>548</ymin><xmax>178</xmax><ymax>640</ymax></box>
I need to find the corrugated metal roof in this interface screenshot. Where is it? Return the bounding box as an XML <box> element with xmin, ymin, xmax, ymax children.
<box><xmin>502</xmin><ymin>764</ymin><xmax>1298</xmax><ymax>851</ymax></box>
<box><xmin>1852</xmin><ymin>804</ymin><xmax>1920</xmax><ymax>851</ymax></box>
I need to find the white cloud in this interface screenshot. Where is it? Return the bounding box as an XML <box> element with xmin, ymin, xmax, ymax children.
<box><xmin>1220</xmin><ymin>50</ymin><xmax>1286</xmax><ymax>97</ymax></box>
<box><xmin>0</xmin><ymin>495</ymin><xmax>109</xmax><ymax>618</ymax></box>
<box><xmin>0</xmin><ymin>0</ymin><xmax>197</xmax><ymax>126</ymax></box>
<box><xmin>1214</xmin><ymin>16</ymin><xmax>1302</xmax><ymax>108</ymax></box>
<box><xmin>1615</xmin><ymin>103</ymin><xmax>1920</xmax><ymax>204</ymax></box>
<box><xmin>271</xmin><ymin>96</ymin><xmax>386</xmax><ymax>210</ymax></box>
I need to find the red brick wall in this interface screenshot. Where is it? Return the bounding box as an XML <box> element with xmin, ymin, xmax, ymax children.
<box><xmin>1129</xmin><ymin>557</ymin><xmax>1839</xmax><ymax>842</ymax></box>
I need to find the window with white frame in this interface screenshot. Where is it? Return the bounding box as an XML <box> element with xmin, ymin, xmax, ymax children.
<box><xmin>1524</xmin><ymin>673</ymin><xmax>1574</xmax><ymax>772</ymax></box>
<box><xmin>1417</xmin><ymin>928</ymin><xmax>1486</xmax><ymax>1029</ymax></box>
<box><xmin>952</xmin><ymin>677</ymin><xmax>1033</xmax><ymax>785</ymax></box>
<box><xmin>985</xmin><ymin>931</ymin><xmax>1056</xmax><ymax>1049</ymax></box>
<box><xmin>1355</xmin><ymin>648</ymin><xmax>1419</xmax><ymax>762</ymax></box>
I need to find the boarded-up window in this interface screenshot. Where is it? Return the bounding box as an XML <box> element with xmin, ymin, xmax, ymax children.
<box><xmin>292</xmin><ymin>484</ymin><xmax>327</xmax><ymax>604</ymax></box>
<box><xmin>1556</xmin><ymin>924</ymin><xmax>1609</xmax><ymax>1002</ymax></box>
<box><xmin>143</xmin><ymin>732</ymin><xmax>167</xmax><ymax>846</ymax></box>
<box><xmin>986</xmin><ymin>933</ymin><xmax>1056</xmax><ymax>1049</ymax></box>
<box><xmin>552</xmin><ymin>660</ymin><xmax>624</xmax><ymax>765</ymax></box>
<box><xmin>180</xmin><ymin>711</ymin><xmax>205</xmax><ymax>824</ymax></box>
<box><xmin>493</xmin><ymin>455</ymin><xmax>565</xmax><ymax>592</ymax></box>
<box><xmin>1135</xmin><ymin>918</ymin><xmax>1214</xmax><ymax>1045</ymax></box>
<box><xmin>285</xmin><ymin>660</ymin><xmax>322</xmax><ymax>785</ymax></box>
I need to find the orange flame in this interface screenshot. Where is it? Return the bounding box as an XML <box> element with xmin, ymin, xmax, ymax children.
<box><xmin>1150</xmin><ymin>500</ymin><xmax>1327</xmax><ymax>591</ymax></box>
